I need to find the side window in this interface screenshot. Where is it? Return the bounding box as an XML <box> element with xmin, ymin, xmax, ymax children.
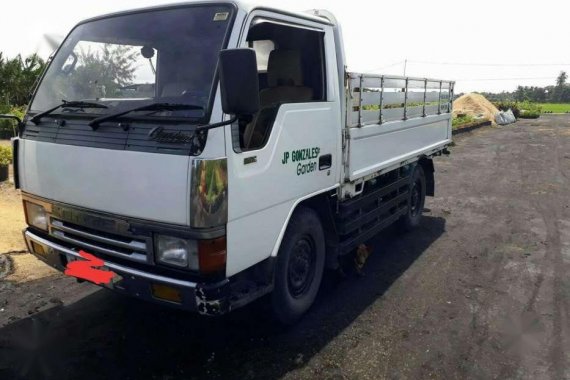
<box><xmin>235</xmin><ymin>19</ymin><xmax>326</xmax><ymax>152</ymax></box>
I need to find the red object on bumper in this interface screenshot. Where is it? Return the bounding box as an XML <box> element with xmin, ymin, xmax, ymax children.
<box><xmin>64</xmin><ymin>250</ymin><xmax>115</xmax><ymax>285</ymax></box>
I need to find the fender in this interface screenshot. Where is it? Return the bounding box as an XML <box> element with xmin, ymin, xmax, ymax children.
<box><xmin>269</xmin><ymin>184</ymin><xmax>339</xmax><ymax>257</ymax></box>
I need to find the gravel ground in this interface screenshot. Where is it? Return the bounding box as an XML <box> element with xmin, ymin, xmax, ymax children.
<box><xmin>0</xmin><ymin>116</ymin><xmax>569</xmax><ymax>380</ymax></box>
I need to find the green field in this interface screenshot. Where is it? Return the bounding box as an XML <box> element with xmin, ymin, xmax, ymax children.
<box><xmin>539</xmin><ymin>103</ymin><xmax>570</xmax><ymax>113</ymax></box>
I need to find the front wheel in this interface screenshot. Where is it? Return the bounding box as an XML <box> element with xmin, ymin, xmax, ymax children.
<box><xmin>272</xmin><ymin>207</ymin><xmax>325</xmax><ymax>325</ymax></box>
<box><xmin>397</xmin><ymin>165</ymin><xmax>426</xmax><ymax>232</ymax></box>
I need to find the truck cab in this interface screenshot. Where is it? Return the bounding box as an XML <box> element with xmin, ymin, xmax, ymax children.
<box><xmin>7</xmin><ymin>1</ymin><xmax>453</xmax><ymax>324</ymax></box>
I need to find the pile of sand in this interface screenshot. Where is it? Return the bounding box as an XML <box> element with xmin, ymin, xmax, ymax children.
<box><xmin>453</xmin><ymin>93</ymin><xmax>499</xmax><ymax>125</ymax></box>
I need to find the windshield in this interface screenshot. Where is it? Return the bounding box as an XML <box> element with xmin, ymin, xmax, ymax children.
<box><xmin>30</xmin><ymin>5</ymin><xmax>235</xmax><ymax>120</ymax></box>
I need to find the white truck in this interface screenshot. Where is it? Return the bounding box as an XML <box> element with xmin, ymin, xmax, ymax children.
<box><xmin>3</xmin><ymin>1</ymin><xmax>453</xmax><ymax>324</ymax></box>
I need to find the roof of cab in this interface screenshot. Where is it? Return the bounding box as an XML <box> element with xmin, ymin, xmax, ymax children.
<box><xmin>78</xmin><ymin>0</ymin><xmax>334</xmax><ymax>27</ymax></box>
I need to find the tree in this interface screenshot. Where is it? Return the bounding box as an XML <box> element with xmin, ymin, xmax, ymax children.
<box><xmin>514</xmin><ymin>86</ymin><xmax>526</xmax><ymax>101</ymax></box>
<box><xmin>556</xmin><ymin>71</ymin><xmax>567</xmax><ymax>87</ymax></box>
<box><xmin>75</xmin><ymin>45</ymin><xmax>137</xmax><ymax>95</ymax></box>
<box><xmin>552</xmin><ymin>71</ymin><xmax>568</xmax><ymax>102</ymax></box>
<box><xmin>0</xmin><ymin>53</ymin><xmax>46</xmax><ymax>106</ymax></box>
<box><xmin>49</xmin><ymin>44</ymin><xmax>138</xmax><ymax>101</ymax></box>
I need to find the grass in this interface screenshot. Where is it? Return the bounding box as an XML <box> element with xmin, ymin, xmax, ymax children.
<box><xmin>452</xmin><ymin>114</ymin><xmax>476</xmax><ymax>129</ymax></box>
<box><xmin>538</xmin><ymin>103</ymin><xmax>570</xmax><ymax>113</ymax></box>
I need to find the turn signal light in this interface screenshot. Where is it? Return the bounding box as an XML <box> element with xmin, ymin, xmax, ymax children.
<box><xmin>30</xmin><ymin>241</ymin><xmax>46</xmax><ymax>256</ymax></box>
<box><xmin>198</xmin><ymin>236</ymin><xmax>226</xmax><ymax>274</ymax></box>
<box><xmin>151</xmin><ymin>283</ymin><xmax>183</xmax><ymax>304</ymax></box>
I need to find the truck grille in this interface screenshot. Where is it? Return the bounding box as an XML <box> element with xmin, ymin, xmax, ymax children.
<box><xmin>49</xmin><ymin>217</ymin><xmax>149</xmax><ymax>263</ymax></box>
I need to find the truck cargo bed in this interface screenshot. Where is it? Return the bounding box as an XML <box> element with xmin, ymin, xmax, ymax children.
<box><xmin>344</xmin><ymin>73</ymin><xmax>454</xmax><ymax>181</ymax></box>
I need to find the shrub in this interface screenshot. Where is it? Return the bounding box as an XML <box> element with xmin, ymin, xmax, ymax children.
<box><xmin>494</xmin><ymin>101</ymin><xmax>520</xmax><ymax>118</ymax></box>
<box><xmin>493</xmin><ymin>101</ymin><xmax>541</xmax><ymax>119</ymax></box>
<box><xmin>517</xmin><ymin>101</ymin><xmax>542</xmax><ymax>119</ymax></box>
<box><xmin>519</xmin><ymin>110</ymin><xmax>541</xmax><ymax>119</ymax></box>
<box><xmin>452</xmin><ymin>114</ymin><xmax>475</xmax><ymax>128</ymax></box>
<box><xmin>0</xmin><ymin>105</ymin><xmax>25</xmax><ymax>139</ymax></box>
<box><xmin>0</xmin><ymin>145</ymin><xmax>12</xmax><ymax>166</ymax></box>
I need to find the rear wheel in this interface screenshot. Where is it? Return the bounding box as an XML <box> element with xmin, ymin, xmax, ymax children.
<box><xmin>398</xmin><ymin>165</ymin><xmax>426</xmax><ymax>231</ymax></box>
<box><xmin>272</xmin><ymin>207</ymin><xmax>325</xmax><ymax>325</ymax></box>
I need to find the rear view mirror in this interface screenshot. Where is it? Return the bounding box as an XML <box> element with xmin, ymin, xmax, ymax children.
<box><xmin>218</xmin><ymin>48</ymin><xmax>260</xmax><ymax>116</ymax></box>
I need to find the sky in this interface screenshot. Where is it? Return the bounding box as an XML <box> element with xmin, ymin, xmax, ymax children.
<box><xmin>2</xmin><ymin>0</ymin><xmax>569</xmax><ymax>93</ymax></box>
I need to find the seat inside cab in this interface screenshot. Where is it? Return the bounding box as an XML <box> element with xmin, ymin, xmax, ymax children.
<box><xmin>259</xmin><ymin>49</ymin><xmax>314</xmax><ymax>107</ymax></box>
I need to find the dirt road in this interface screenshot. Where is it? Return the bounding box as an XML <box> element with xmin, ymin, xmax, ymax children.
<box><xmin>0</xmin><ymin>116</ymin><xmax>569</xmax><ymax>380</ymax></box>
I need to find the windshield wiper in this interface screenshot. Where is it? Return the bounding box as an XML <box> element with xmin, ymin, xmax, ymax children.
<box><xmin>31</xmin><ymin>100</ymin><xmax>108</xmax><ymax>125</ymax></box>
<box><xmin>88</xmin><ymin>102</ymin><xmax>204</xmax><ymax>130</ymax></box>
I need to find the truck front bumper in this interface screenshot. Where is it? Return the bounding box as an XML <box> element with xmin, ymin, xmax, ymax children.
<box><xmin>23</xmin><ymin>230</ymin><xmax>231</xmax><ymax>316</ymax></box>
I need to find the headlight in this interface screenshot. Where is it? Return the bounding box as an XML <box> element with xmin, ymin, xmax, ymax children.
<box><xmin>155</xmin><ymin>235</ymin><xmax>199</xmax><ymax>270</ymax></box>
<box><xmin>24</xmin><ymin>201</ymin><xmax>48</xmax><ymax>231</ymax></box>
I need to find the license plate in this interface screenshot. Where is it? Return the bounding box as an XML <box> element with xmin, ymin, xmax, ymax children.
<box><xmin>99</xmin><ymin>266</ymin><xmax>123</xmax><ymax>288</ymax></box>
<box><xmin>64</xmin><ymin>250</ymin><xmax>122</xmax><ymax>287</ymax></box>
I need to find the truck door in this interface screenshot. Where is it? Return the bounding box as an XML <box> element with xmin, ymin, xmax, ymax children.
<box><xmin>224</xmin><ymin>12</ymin><xmax>342</xmax><ymax>276</ymax></box>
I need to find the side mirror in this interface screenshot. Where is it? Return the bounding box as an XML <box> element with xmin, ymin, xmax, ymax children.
<box><xmin>218</xmin><ymin>48</ymin><xmax>260</xmax><ymax>117</ymax></box>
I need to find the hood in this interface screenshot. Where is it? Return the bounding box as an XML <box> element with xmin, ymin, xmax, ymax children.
<box><xmin>19</xmin><ymin>139</ymin><xmax>191</xmax><ymax>225</ymax></box>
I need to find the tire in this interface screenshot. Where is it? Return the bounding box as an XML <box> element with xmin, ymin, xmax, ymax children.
<box><xmin>272</xmin><ymin>207</ymin><xmax>325</xmax><ymax>325</ymax></box>
<box><xmin>397</xmin><ymin>165</ymin><xmax>426</xmax><ymax>232</ymax></box>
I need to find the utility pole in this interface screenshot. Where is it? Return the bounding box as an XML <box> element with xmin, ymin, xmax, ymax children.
<box><xmin>403</xmin><ymin>59</ymin><xmax>407</xmax><ymax>77</ymax></box>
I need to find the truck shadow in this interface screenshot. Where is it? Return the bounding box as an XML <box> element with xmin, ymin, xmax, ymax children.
<box><xmin>0</xmin><ymin>216</ymin><xmax>445</xmax><ymax>380</ymax></box>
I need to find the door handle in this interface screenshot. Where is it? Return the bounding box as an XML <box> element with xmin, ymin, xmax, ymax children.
<box><xmin>319</xmin><ymin>154</ymin><xmax>332</xmax><ymax>170</ymax></box>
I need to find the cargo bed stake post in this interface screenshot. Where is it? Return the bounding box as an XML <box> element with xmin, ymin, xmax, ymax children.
<box><xmin>403</xmin><ymin>77</ymin><xmax>409</xmax><ymax>121</ymax></box>
<box><xmin>448</xmin><ymin>82</ymin><xmax>454</xmax><ymax>113</ymax></box>
<box><xmin>344</xmin><ymin>72</ymin><xmax>351</xmax><ymax>133</ymax></box>
<box><xmin>379</xmin><ymin>76</ymin><xmax>384</xmax><ymax>124</ymax></box>
<box><xmin>422</xmin><ymin>79</ymin><xmax>428</xmax><ymax>117</ymax></box>
<box><xmin>437</xmin><ymin>80</ymin><xmax>442</xmax><ymax>115</ymax></box>
<box><xmin>358</xmin><ymin>74</ymin><xmax>364</xmax><ymax>127</ymax></box>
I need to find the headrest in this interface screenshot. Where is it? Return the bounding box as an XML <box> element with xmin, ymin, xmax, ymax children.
<box><xmin>267</xmin><ymin>50</ymin><xmax>304</xmax><ymax>87</ymax></box>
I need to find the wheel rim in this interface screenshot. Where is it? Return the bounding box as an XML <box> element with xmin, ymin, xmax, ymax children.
<box><xmin>287</xmin><ymin>236</ymin><xmax>316</xmax><ymax>298</ymax></box>
<box><xmin>410</xmin><ymin>179</ymin><xmax>422</xmax><ymax>217</ymax></box>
